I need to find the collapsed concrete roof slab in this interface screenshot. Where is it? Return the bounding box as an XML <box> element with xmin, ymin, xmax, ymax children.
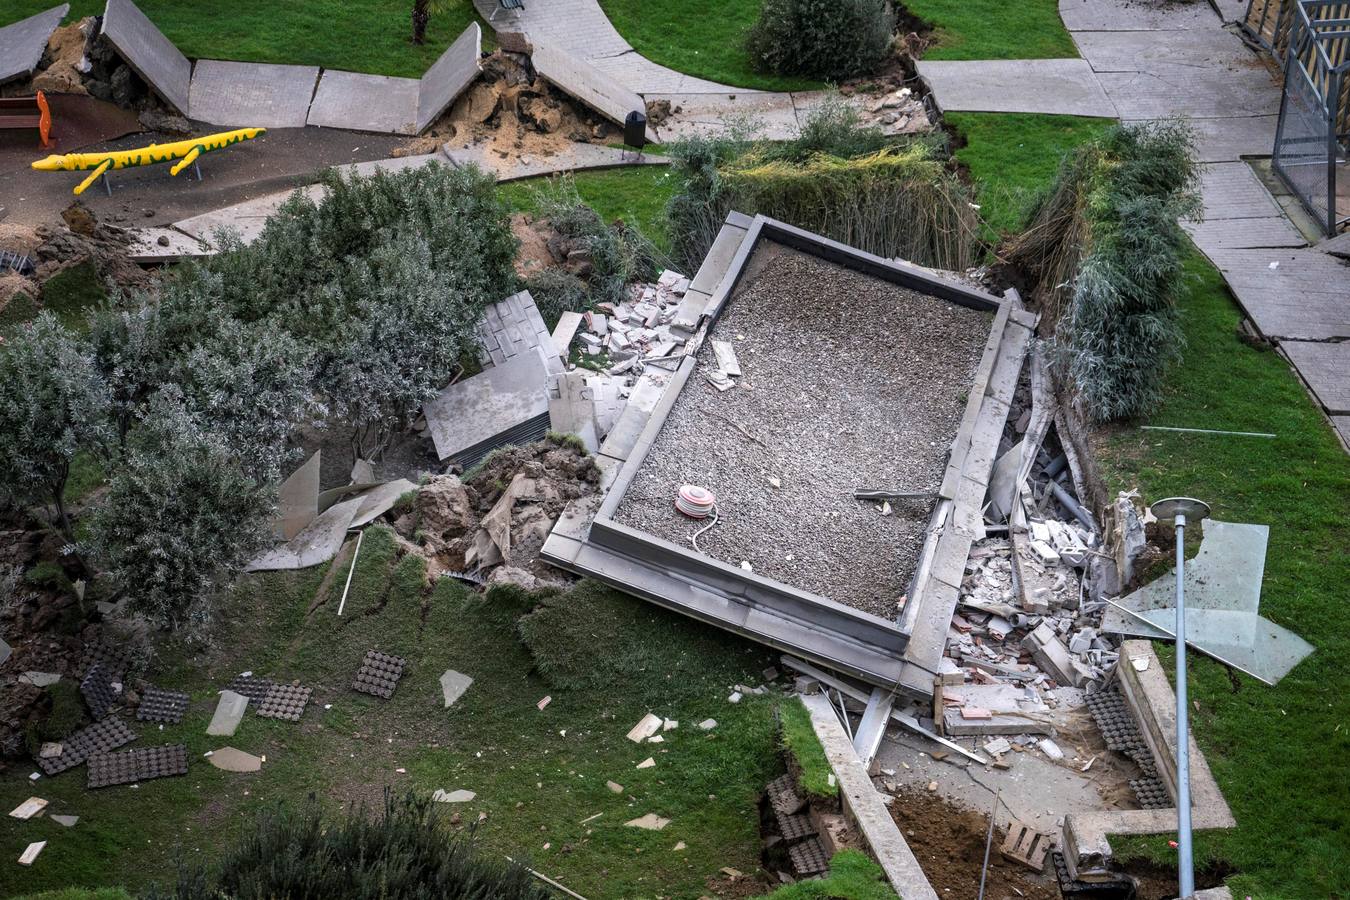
<box><xmin>246</xmin><ymin>497</ymin><xmax>361</xmax><ymax>571</ymax></box>
<box><xmin>416</xmin><ymin>22</ymin><xmax>482</xmax><ymax>133</ymax></box>
<box><xmin>307</xmin><ymin>70</ymin><xmax>419</xmax><ymax>134</ymax></box>
<box><xmin>189</xmin><ymin>60</ymin><xmax>320</xmax><ymax>129</ymax></box>
<box><xmin>542</xmin><ymin>213</ymin><xmax>1034</xmax><ymax>693</ymax></box>
<box><xmin>101</xmin><ymin>0</ymin><xmax>191</xmax><ymax>114</ymax></box>
<box><xmin>0</xmin><ymin>4</ymin><xmax>69</xmax><ymax>86</ymax></box>
<box><xmin>530</xmin><ymin>41</ymin><xmax>658</xmax><ymax>143</ymax></box>
<box><xmin>275</xmin><ymin>451</ymin><xmax>321</xmax><ymax>540</ymax></box>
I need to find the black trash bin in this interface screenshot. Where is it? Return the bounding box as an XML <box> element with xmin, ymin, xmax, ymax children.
<box><xmin>624</xmin><ymin>110</ymin><xmax>647</xmax><ymax>150</ymax></box>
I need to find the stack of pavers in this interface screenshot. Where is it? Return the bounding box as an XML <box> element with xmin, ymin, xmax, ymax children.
<box><xmin>136</xmin><ymin>686</ymin><xmax>190</xmax><ymax>724</ymax></box>
<box><xmin>255</xmin><ymin>683</ymin><xmax>313</xmax><ymax>721</ymax></box>
<box><xmin>1086</xmin><ymin>687</ymin><xmax>1170</xmax><ymax>809</ymax></box>
<box><xmin>765</xmin><ymin>773</ymin><xmax>829</xmax><ymax>879</ymax></box>
<box><xmin>36</xmin><ymin>718</ymin><xmax>137</xmax><ymax>776</ymax></box>
<box><xmin>87</xmin><ymin>744</ymin><xmax>188</xmax><ymax>789</ymax></box>
<box><xmin>352</xmin><ymin>650</ymin><xmax>406</xmax><ymax>700</ymax></box>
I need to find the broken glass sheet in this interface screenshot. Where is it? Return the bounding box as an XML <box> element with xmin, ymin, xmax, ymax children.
<box><xmin>1101</xmin><ymin>520</ymin><xmax>1313</xmax><ymax>684</ymax></box>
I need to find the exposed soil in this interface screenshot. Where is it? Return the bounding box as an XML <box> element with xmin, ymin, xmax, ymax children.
<box><xmin>614</xmin><ymin>243</ymin><xmax>992</xmax><ymax>618</ymax></box>
<box><xmin>891</xmin><ymin>790</ymin><xmax>1061</xmax><ymax>900</ymax></box>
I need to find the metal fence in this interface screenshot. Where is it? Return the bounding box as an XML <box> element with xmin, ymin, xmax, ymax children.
<box><xmin>1272</xmin><ymin>0</ymin><xmax>1350</xmax><ymax>234</ymax></box>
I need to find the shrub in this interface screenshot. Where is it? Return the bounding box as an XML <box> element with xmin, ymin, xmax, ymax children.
<box><xmin>524</xmin><ymin>268</ymin><xmax>589</xmax><ymax>330</ymax></box>
<box><xmin>664</xmin><ymin>101</ymin><xmax>979</xmax><ymax>273</ymax></box>
<box><xmin>87</xmin><ymin>391</ymin><xmax>274</xmax><ymax>626</ymax></box>
<box><xmin>746</xmin><ymin>0</ymin><xmax>894</xmax><ymax>81</ymax></box>
<box><xmin>147</xmin><ymin>792</ymin><xmax>549</xmax><ymax>900</ymax></box>
<box><xmin>1008</xmin><ymin>121</ymin><xmax>1200</xmax><ymax>421</ymax></box>
<box><xmin>0</xmin><ymin>313</ymin><xmax>111</xmax><ymax>538</ymax></box>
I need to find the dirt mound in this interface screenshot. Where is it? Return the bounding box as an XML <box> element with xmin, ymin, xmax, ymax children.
<box><xmin>403</xmin><ymin>436</ymin><xmax>600</xmax><ymax>582</ymax></box>
<box><xmin>394</xmin><ymin>51</ymin><xmax>614</xmax><ymax>163</ymax></box>
<box><xmin>30</xmin><ymin>203</ymin><xmax>150</xmax><ymax>290</ymax></box>
<box><xmin>891</xmin><ymin>790</ymin><xmax>1061</xmax><ymax>900</ymax></box>
<box><xmin>31</xmin><ymin>18</ymin><xmax>93</xmax><ymax>96</ymax></box>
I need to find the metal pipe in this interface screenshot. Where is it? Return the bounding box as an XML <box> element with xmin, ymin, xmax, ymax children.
<box><xmin>1174</xmin><ymin>512</ymin><xmax>1194</xmax><ymax>900</ymax></box>
<box><xmin>1049</xmin><ymin>480</ymin><xmax>1095</xmax><ymax>531</ymax></box>
<box><xmin>336</xmin><ymin>529</ymin><xmax>364</xmax><ymax>617</ymax></box>
<box><xmin>977</xmin><ymin>788</ymin><xmax>1002</xmax><ymax>900</ymax></box>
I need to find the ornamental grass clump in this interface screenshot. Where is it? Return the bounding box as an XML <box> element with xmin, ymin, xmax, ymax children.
<box><xmin>1008</xmin><ymin>121</ymin><xmax>1200</xmax><ymax>422</ymax></box>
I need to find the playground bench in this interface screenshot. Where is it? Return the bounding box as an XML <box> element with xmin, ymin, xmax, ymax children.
<box><xmin>0</xmin><ymin>92</ymin><xmax>52</xmax><ymax>147</ymax></box>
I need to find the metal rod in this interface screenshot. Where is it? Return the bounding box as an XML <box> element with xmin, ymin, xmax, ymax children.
<box><xmin>1174</xmin><ymin>513</ymin><xmax>1194</xmax><ymax>899</ymax></box>
<box><xmin>505</xmin><ymin>856</ymin><xmax>589</xmax><ymax>900</ymax></box>
<box><xmin>977</xmin><ymin>788</ymin><xmax>1002</xmax><ymax>900</ymax></box>
<box><xmin>854</xmin><ymin>489</ymin><xmax>938</xmax><ymax>501</ymax></box>
<box><xmin>336</xmin><ymin>529</ymin><xmax>364</xmax><ymax>617</ymax></box>
<box><xmin>1141</xmin><ymin>425</ymin><xmax>1276</xmax><ymax>438</ymax></box>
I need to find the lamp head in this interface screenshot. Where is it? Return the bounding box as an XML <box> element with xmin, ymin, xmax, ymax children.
<box><xmin>1149</xmin><ymin>496</ymin><xmax>1210</xmax><ymax>524</ymax></box>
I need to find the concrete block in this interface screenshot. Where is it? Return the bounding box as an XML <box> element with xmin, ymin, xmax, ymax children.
<box><xmin>189</xmin><ymin>60</ymin><xmax>320</xmax><ymax>129</ymax></box>
<box><xmin>530</xmin><ymin>41</ymin><xmax>656</xmax><ymax>142</ymax></box>
<box><xmin>0</xmin><ymin>4</ymin><xmax>69</xmax><ymax>85</ymax></box>
<box><xmin>101</xmin><ymin>0</ymin><xmax>190</xmax><ymax>114</ymax></box>
<box><xmin>1022</xmin><ymin>621</ymin><xmax>1083</xmax><ymax>687</ymax></box>
<box><xmin>206</xmin><ymin>690</ymin><xmax>248</xmax><ymax>737</ymax></box>
<box><xmin>416</xmin><ymin>22</ymin><xmax>481</xmax><ymax>132</ymax></box>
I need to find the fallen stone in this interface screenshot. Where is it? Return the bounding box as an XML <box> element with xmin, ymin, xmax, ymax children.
<box><xmin>537</xmin><ymin>695</ymin><xmax>552</xmax><ymax>710</ymax></box>
<box><xmin>983</xmin><ymin>738</ymin><xmax>1012</xmax><ymax>756</ymax></box>
<box><xmin>673</xmin><ymin>841</ymin><xmax>686</xmax><ymax>850</ymax></box>
<box><xmin>728</xmin><ymin>691</ymin><xmax>743</xmax><ymax>704</ymax></box>
<box><xmin>8</xmin><ymin>797</ymin><xmax>47</xmax><ymax>820</ymax></box>
<box><xmin>206</xmin><ymin>690</ymin><xmax>248</xmax><ymax>737</ymax></box>
<box><xmin>626</xmin><ymin>712</ymin><xmax>663</xmax><ymax>743</ymax></box>
<box><xmin>38</xmin><ymin>743</ymin><xmax>63</xmax><ymax>759</ymax></box>
<box><xmin>440</xmin><ymin>670</ymin><xmax>474</xmax><ymax>708</ymax></box>
<box><xmin>636</xmin><ymin>757</ymin><xmax>655</xmax><ymax>769</ymax></box>
<box><xmin>208</xmin><ymin>747</ymin><xmax>263</xmax><ymax>772</ymax></box>
<box><xmin>18</xmin><ymin>840</ymin><xmax>45</xmax><ymax>866</ymax></box>
<box><xmin>49</xmin><ymin>814</ymin><xmax>78</xmax><ymax>827</ymax></box>
<box><xmin>19</xmin><ymin>672</ymin><xmax>60</xmax><ymax>687</ymax></box>
<box><xmin>1038</xmin><ymin>738</ymin><xmax>1064</xmax><ymax>761</ymax></box>
<box><xmin>433</xmin><ymin>789</ymin><xmax>476</xmax><ymax>803</ymax></box>
<box><xmin>606</xmin><ymin>780</ymin><xmax>624</xmax><ymax>793</ymax></box>
<box><xmin>663</xmin><ymin>718</ymin><xmax>678</xmax><ymax>731</ymax></box>
<box><xmin>625</xmin><ymin>813</ymin><xmax>670</xmax><ymax>830</ymax></box>
<box><xmin>697</xmin><ymin>719</ymin><xmax>717</xmax><ymax>730</ymax></box>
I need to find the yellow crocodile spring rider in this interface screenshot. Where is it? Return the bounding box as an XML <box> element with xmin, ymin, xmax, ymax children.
<box><xmin>31</xmin><ymin>127</ymin><xmax>266</xmax><ymax>196</ymax></box>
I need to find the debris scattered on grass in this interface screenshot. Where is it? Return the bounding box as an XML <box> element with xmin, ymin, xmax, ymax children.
<box><xmin>624</xmin><ymin>813</ymin><xmax>670</xmax><ymax>830</ymax></box>
<box><xmin>8</xmin><ymin>798</ymin><xmax>47</xmax><ymax>820</ymax></box>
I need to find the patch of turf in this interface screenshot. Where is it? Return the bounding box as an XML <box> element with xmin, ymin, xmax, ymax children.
<box><xmin>777</xmin><ymin>696</ymin><xmax>834</xmax><ymax>802</ymax></box>
<box><xmin>596</xmin><ymin>0</ymin><xmax>823</xmax><ymax>92</ymax></box>
<box><xmin>12</xmin><ymin>891</ymin><xmax>135</xmax><ymax>900</ymax></box>
<box><xmin>946</xmin><ymin>112</ymin><xmax>1115</xmax><ymax>240</ymax></box>
<box><xmin>39</xmin><ymin>262</ymin><xmax>106</xmax><ymax>332</ymax></box>
<box><xmin>0</xmin><ymin>552</ymin><xmax>786</xmax><ymax>898</ymax></box>
<box><xmin>2</xmin><ymin>1</ymin><xmax>489</xmax><ymax>79</ymax></box>
<box><xmin>903</xmin><ymin>0</ymin><xmax>1078</xmax><ymax>60</ymax></box>
<box><xmin>64</xmin><ymin>452</ymin><xmax>106</xmax><ymax>507</ymax></box>
<box><xmin>500</xmin><ymin>168</ymin><xmax>680</xmax><ymax>256</ymax></box>
<box><xmin>1096</xmin><ymin>249</ymin><xmax>1350</xmax><ymax>898</ymax></box>
<box><xmin>758</xmin><ymin>849</ymin><xmax>897</xmax><ymax>898</ymax></box>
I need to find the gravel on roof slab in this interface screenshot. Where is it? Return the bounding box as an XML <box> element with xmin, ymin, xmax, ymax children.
<box><xmin>613</xmin><ymin>244</ymin><xmax>992</xmax><ymax>619</ymax></box>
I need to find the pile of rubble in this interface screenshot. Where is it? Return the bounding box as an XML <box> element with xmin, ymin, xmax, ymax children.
<box><xmin>571</xmin><ymin>269</ymin><xmax>692</xmax><ymax>375</ymax></box>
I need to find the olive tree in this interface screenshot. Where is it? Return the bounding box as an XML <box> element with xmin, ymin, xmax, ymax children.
<box><xmin>87</xmin><ymin>390</ymin><xmax>274</xmax><ymax>626</ymax></box>
<box><xmin>0</xmin><ymin>313</ymin><xmax>111</xmax><ymax>538</ymax></box>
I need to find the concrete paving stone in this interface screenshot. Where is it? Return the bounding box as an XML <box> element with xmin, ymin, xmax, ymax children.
<box><xmin>255</xmin><ymin>683</ymin><xmax>312</xmax><ymax>720</ymax></box>
<box><xmin>36</xmin><ymin>717</ymin><xmax>137</xmax><ymax>775</ymax></box>
<box><xmin>530</xmin><ymin>41</ymin><xmax>657</xmax><ymax>142</ymax></box>
<box><xmin>353</xmin><ymin>650</ymin><xmax>407</xmax><ymax>699</ymax></box>
<box><xmin>208</xmin><ymin>746</ymin><xmax>262</xmax><ymax>772</ymax></box>
<box><xmin>1074</xmin><ymin>25</ymin><xmax>1258</xmax><ymax>72</ymax></box>
<box><xmin>18</xmin><ymin>841</ymin><xmax>45</xmax><ymax>866</ymax></box>
<box><xmin>625</xmin><ymin>813</ymin><xmax>670</xmax><ymax>830</ymax></box>
<box><xmin>206</xmin><ymin>690</ymin><xmax>248</xmax><ymax>737</ymax></box>
<box><xmin>1281</xmin><ymin>340</ymin><xmax>1350</xmax><ymax>414</ymax></box>
<box><xmin>0</xmin><ymin>4</ymin><xmax>69</xmax><ymax>85</ymax></box>
<box><xmin>189</xmin><ymin>60</ymin><xmax>320</xmax><ymax>129</ymax></box>
<box><xmin>246</xmin><ymin>497</ymin><xmax>361</xmax><ymax>571</ymax></box>
<box><xmin>432</xmin><ymin>788</ymin><xmax>476</xmax><ymax>802</ymax></box>
<box><xmin>224</xmin><ymin>675</ymin><xmax>274</xmax><ymax>702</ymax></box>
<box><xmin>416</xmin><ymin>22</ymin><xmax>482</xmax><ymax>131</ymax></box>
<box><xmin>1199</xmin><ymin>162</ymin><xmax>1285</xmax><ymax>219</ymax></box>
<box><xmin>477</xmin><ymin>290</ymin><xmax>564</xmax><ymax>374</ymax></box>
<box><xmin>1123</xmin><ymin>115</ymin><xmax>1278</xmax><ymax>162</ymax></box>
<box><xmin>1059</xmin><ymin>0</ymin><xmax>1221</xmax><ymax>31</ymax></box>
<box><xmin>1206</xmin><ymin>248</ymin><xmax>1350</xmax><ymax>341</ymax></box>
<box><xmin>1097</xmin><ymin>69</ymin><xmax>1280</xmax><ymax>119</ymax></box>
<box><xmin>1332</xmin><ymin>416</ymin><xmax>1350</xmax><ymax>449</ymax></box>
<box><xmin>651</xmin><ymin>92</ymin><xmax>803</xmax><ymax>141</ymax></box>
<box><xmin>444</xmin><ymin>140</ymin><xmax>667</xmax><ymax>181</ymax></box>
<box><xmin>19</xmin><ymin>672</ymin><xmax>60</xmax><ymax>687</ymax></box>
<box><xmin>308</xmin><ymin>70</ymin><xmax>419</xmax><ymax>134</ymax></box>
<box><xmin>1183</xmin><ymin>215</ymin><xmax>1306</xmax><ymax>250</ymax></box>
<box><xmin>101</xmin><ymin>0</ymin><xmax>191</xmax><ymax>114</ymax></box>
<box><xmin>440</xmin><ymin>669</ymin><xmax>474</xmax><ymax>707</ymax></box>
<box><xmin>423</xmin><ymin>348</ymin><xmax>551</xmax><ymax>462</ymax></box>
<box><xmin>919</xmin><ymin>59</ymin><xmax>1117</xmax><ymax>117</ymax></box>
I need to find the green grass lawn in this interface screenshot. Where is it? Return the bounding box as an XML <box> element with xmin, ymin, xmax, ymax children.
<box><xmin>1096</xmin><ymin>252</ymin><xmax>1350</xmax><ymax>898</ymax></box>
<box><xmin>501</xmin><ymin>167</ymin><xmax>681</xmax><ymax>255</ymax></box>
<box><xmin>597</xmin><ymin>0</ymin><xmax>822</xmax><ymax>92</ymax></box>
<box><xmin>946</xmin><ymin>112</ymin><xmax>1114</xmax><ymax>240</ymax></box>
<box><xmin>0</xmin><ymin>525</ymin><xmax>791</xmax><ymax>898</ymax></box>
<box><xmin>953</xmin><ymin>112</ymin><xmax>1350</xmax><ymax>896</ymax></box>
<box><xmin>903</xmin><ymin>0</ymin><xmax>1078</xmax><ymax>60</ymax></box>
<box><xmin>2</xmin><ymin>1</ymin><xmax>487</xmax><ymax>79</ymax></box>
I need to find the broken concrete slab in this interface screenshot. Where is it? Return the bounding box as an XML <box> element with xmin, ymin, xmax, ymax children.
<box><xmin>101</xmin><ymin>0</ymin><xmax>191</xmax><ymax>114</ymax></box>
<box><xmin>247</xmin><ymin>497</ymin><xmax>362</xmax><ymax>571</ymax></box>
<box><xmin>349</xmin><ymin>479</ymin><xmax>418</xmax><ymax>529</ymax></box>
<box><xmin>8</xmin><ymin>797</ymin><xmax>48</xmax><ymax>820</ymax></box>
<box><xmin>205</xmin><ymin>690</ymin><xmax>248</xmax><ymax>737</ymax></box>
<box><xmin>635</xmin><ymin>757</ymin><xmax>655</xmax><ymax>769</ymax></box>
<box><xmin>530</xmin><ymin>41</ymin><xmax>657</xmax><ymax>143</ymax></box>
<box><xmin>606</xmin><ymin>780</ymin><xmax>624</xmax><ymax>793</ymax></box>
<box><xmin>308</xmin><ymin>70</ymin><xmax>419</xmax><ymax>134</ymax></box>
<box><xmin>276</xmin><ymin>451</ymin><xmax>321</xmax><ymax>540</ymax></box>
<box><xmin>0</xmin><ymin>4</ymin><xmax>69</xmax><ymax>86</ymax></box>
<box><xmin>18</xmin><ymin>840</ymin><xmax>45</xmax><ymax>866</ymax></box>
<box><xmin>443</xmin><ymin>140</ymin><xmax>668</xmax><ymax>182</ymax></box>
<box><xmin>432</xmin><ymin>788</ymin><xmax>476</xmax><ymax>802</ymax></box>
<box><xmin>1022</xmin><ymin>621</ymin><xmax>1085</xmax><ymax>687</ymax></box>
<box><xmin>423</xmin><ymin>348</ymin><xmax>552</xmax><ymax>467</ymax></box>
<box><xmin>189</xmin><ymin>60</ymin><xmax>320</xmax><ymax>129</ymax></box>
<box><xmin>440</xmin><ymin>670</ymin><xmax>474</xmax><ymax>708</ymax></box>
<box><xmin>624</xmin><ymin>813</ymin><xmax>670</xmax><ymax>830</ymax></box>
<box><xmin>919</xmin><ymin>59</ymin><xmax>1117</xmax><ymax>118</ymax></box>
<box><xmin>548</xmin><ymin>370</ymin><xmax>600</xmax><ymax>453</ymax></box>
<box><xmin>207</xmin><ymin>746</ymin><xmax>262</xmax><ymax>772</ymax></box>
<box><xmin>19</xmin><ymin>672</ymin><xmax>61</xmax><ymax>687</ymax></box>
<box><xmin>49</xmin><ymin>814</ymin><xmax>78</xmax><ymax>827</ymax></box>
<box><xmin>627</xmin><ymin>713</ymin><xmax>664</xmax><ymax>742</ymax></box>
<box><xmin>416</xmin><ymin>22</ymin><xmax>482</xmax><ymax>132</ymax></box>
<box><xmin>551</xmin><ymin>311</ymin><xmax>584</xmax><ymax>360</ymax></box>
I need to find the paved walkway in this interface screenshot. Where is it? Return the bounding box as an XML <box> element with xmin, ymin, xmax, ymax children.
<box><xmin>919</xmin><ymin>0</ymin><xmax>1350</xmax><ymax>448</ymax></box>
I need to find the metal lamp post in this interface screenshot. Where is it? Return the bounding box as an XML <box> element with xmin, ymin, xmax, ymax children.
<box><xmin>1149</xmin><ymin>497</ymin><xmax>1211</xmax><ymax>900</ymax></box>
